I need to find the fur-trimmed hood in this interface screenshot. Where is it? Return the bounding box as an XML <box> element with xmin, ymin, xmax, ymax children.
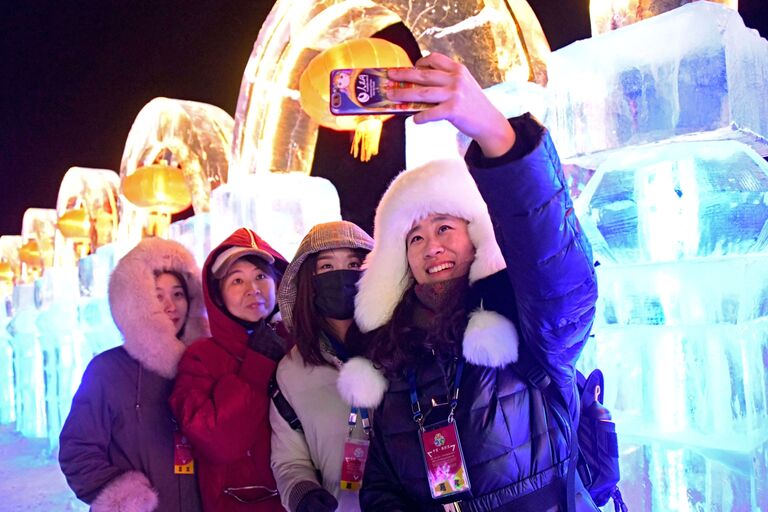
<box><xmin>340</xmin><ymin>159</ymin><xmax>519</xmax><ymax>409</ymax></box>
<box><xmin>108</xmin><ymin>237</ymin><xmax>208</xmax><ymax>378</ymax></box>
<box><xmin>355</xmin><ymin>158</ymin><xmax>506</xmax><ymax>333</ymax></box>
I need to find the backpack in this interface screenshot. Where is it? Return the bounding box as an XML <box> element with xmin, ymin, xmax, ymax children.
<box><xmin>575</xmin><ymin>369</ymin><xmax>627</xmax><ymax>511</ymax></box>
<box><xmin>512</xmin><ymin>351</ymin><xmax>627</xmax><ymax>512</ymax></box>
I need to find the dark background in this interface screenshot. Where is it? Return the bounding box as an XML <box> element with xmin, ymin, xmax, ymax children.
<box><xmin>2</xmin><ymin>1</ymin><xmax>766</xmax><ymax>235</ymax></box>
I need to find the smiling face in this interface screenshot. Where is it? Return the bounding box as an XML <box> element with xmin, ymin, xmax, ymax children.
<box><xmin>219</xmin><ymin>258</ymin><xmax>276</xmax><ymax>322</ymax></box>
<box><xmin>155</xmin><ymin>272</ymin><xmax>189</xmax><ymax>334</ymax></box>
<box><xmin>406</xmin><ymin>213</ymin><xmax>476</xmax><ymax>285</ymax></box>
<box><xmin>314</xmin><ymin>248</ymin><xmax>364</xmax><ymax>275</ymax></box>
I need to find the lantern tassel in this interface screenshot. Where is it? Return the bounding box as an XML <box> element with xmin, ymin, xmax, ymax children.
<box><xmin>351</xmin><ymin>118</ymin><xmax>384</xmax><ymax>162</ymax></box>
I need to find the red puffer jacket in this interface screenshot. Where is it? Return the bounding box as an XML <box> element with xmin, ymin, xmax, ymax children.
<box><xmin>170</xmin><ymin>228</ymin><xmax>289</xmax><ymax>511</ymax></box>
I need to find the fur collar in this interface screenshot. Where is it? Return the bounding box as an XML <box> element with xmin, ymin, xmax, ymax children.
<box><xmin>337</xmin><ymin>306</ymin><xmax>519</xmax><ymax>408</ymax></box>
<box><xmin>108</xmin><ymin>238</ymin><xmax>208</xmax><ymax>378</ymax></box>
<box><xmin>354</xmin><ymin>158</ymin><xmax>506</xmax><ymax>333</ymax></box>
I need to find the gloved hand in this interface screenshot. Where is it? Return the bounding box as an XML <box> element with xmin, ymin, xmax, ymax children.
<box><xmin>296</xmin><ymin>488</ymin><xmax>338</xmax><ymax>512</ymax></box>
<box><xmin>247</xmin><ymin>321</ymin><xmax>287</xmax><ymax>362</ymax></box>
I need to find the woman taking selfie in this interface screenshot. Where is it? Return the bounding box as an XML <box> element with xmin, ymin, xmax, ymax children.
<box><xmin>345</xmin><ymin>54</ymin><xmax>600</xmax><ymax>511</ymax></box>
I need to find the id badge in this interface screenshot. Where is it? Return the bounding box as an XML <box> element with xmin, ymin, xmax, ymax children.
<box><xmin>340</xmin><ymin>437</ymin><xmax>370</xmax><ymax>491</ymax></box>
<box><xmin>419</xmin><ymin>421</ymin><xmax>470</xmax><ymax>499</ymax></box>
<box><xmin>173</xmin><ymin>431</ymin><xmax>195</xmax><ymax>474</ymax></box>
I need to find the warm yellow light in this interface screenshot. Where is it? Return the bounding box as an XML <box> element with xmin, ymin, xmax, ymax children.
<box><xmin>231</xmin><ymin>0</ymin><xmax>551</xmax><ymax>177</ymax></box>
<box><xmin>0</xmin><ymin>261</ymin><xmax>13</xmax><ymax>283</ymax></box>
<box><xmin>121</xmin><ymin>163</ymin><xmax>192</xmax><ymax>214</ymax></box>
<box><xmin>299</xmin><ymin>38</ymin><xmax>411</xmax><ymax>162</ymax></box>
<box><xmin>351</xmin><ymin>118</ymin><xmax>384</xmax><ymax>162</ymax></box>
<box><xmin>19</xmin><ymin>240</ymin><xmax>42</xmax><ymax>267</ymax></box>
<box><xmin>57</xmin><ymin>207</ymin><xmax>91</xmax><ymax>239</ymax></box>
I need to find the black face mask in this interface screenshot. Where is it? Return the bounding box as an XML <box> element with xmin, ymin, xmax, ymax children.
<box><xmin>312</xmin><ymin>269</ymin><xmax>361</xmax><ymax>320</ymax></box>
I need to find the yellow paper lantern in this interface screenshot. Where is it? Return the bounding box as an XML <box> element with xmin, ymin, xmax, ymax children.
<box><xmin>57</xmin><ymin>207</ymin><xmax>91</xmax><ymax>239</ymax></box>
<box><xmin>299</xmin><ymin>38</ymin><xmax>413</xmax><ymax>162</ymax></box>
<box><xmin>0</xmin><ymin>261</ymin><xmax>13</xmax><ymax>283</ymax></box>
<box><xmin>19</xmin><ymin>240</ymin><xmax>42</xmax><ymax>268</ymax></box>
<box><xmin>121</xmin><ymin>163</ymin><xmax>192</xmax><ymax>214</ymax></box>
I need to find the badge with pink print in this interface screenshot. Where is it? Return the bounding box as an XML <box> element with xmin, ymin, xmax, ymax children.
<box><xmin>419</xmin><ymin>421</ymin><xmax>471</xmax><ymax>499</ymax></box>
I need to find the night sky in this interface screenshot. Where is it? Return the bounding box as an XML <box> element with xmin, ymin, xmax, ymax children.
<box><xmin>2</xmin><ymin>1</ymin><xmax>766</xmax><ymax>235</ymax></box>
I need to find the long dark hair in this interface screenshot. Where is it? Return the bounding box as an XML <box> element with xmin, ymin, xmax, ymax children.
<box><xmin>366</xmin><ymin>284</ymin><xmax>470</xmax><ymax>378</ymax></box>
<box><xmin>292</xmin><ymin>250</ymin><xmax>368</xmax><ymax>367</ymax></box>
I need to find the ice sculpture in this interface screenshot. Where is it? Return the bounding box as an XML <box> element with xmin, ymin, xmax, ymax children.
<box><xmin>589</xmin><ymin>0</ymin><xmax>738</xmax><ymax>36</ymax></box>
<box><xmin>404</xmin><ymin>80</ymin><xmax>550</xmax><ymax>168</ymax></box>
<box><xmin>8</xmin><ymin>284</ymin><xmax>45</xmax><ymax>438</ymax></box>
<box><xmin>230</xmin><ymin>0</ymin><xmax>550</xmax><ymax>178</ymax></box>
<box><xmin>210</xmin><ymin>173</ymin><xmax>341</xmax><ymax>260</ymax></box>
<box><xmin>35</xmin><ymin>267</ymin><xmax>84</xmax><ymax>452</ymax></box>
<box><xmin>119</xmin><ymin>98</ymin><xmax>233</xmax><ymax>243</ymax></box>
<box><xmin>169</xmin><ymin>213</ymin><xmax>212</xmax><ymax>269</ymax></box>
<box><xmin>19</xmin><ymin>209</ymin><xmax>57</xmax><ymax>284</ymax></box>
<box><xmin>548</xmin><ymin>2</ymin><xmax>768</xmax><ymax>167</ymax></box>
<box><xmin>614</xmin><ymin>440</ymin><xmax>766</xmax><ymax>511</ymax></box>
<box><xmin>54</xmin><ymin>167</ymin><xmax>119</xmax><ymax>268</ymax></box>
<box><xmin>575</xmin><ymin>140</ymin><xmax>768</xmax><ymax>453</ymax></box>
<box><xmin>0</xmin><ymin>236</ymin><xmax>20</xmax><ymax>425</ymax></box>
<box><xmin>78</xmin><ymin>244</ymin><xmax>121</xmax><ymax>358</ymax></box>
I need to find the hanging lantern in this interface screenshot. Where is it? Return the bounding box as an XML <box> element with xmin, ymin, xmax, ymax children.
<box><xmin>121</xmin><ymin>163</ymin><xmax>192</xmax><ymax>213</ymax></box>
<box><xmin>0</xmin><ymin>261</ymin><xmax>13</xmax><ymax>282</ymax></box>
<box><xmin>299</xmin><ymin>38</ymin><xmax>412</xmax><ymax>162</ymax></box>
<box><xmin>19</xmin><ymin>239</ymin><xmax>42</xmax><ymax>268</ymax></box>
<box><xmin>57</xmin><ymin>207</ymin><xmax>91</xmax><ymax>239</ymax></box>
<box><xmin>0</xmin><ymin>260</ymin><xmax>12</xmax><ymax>297</ymax></box>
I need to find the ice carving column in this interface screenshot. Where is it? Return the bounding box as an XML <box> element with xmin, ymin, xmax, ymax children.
<box><xmin>548</xmin><ymin>3</ymin><xmax>768</xmax><ymax>509</ymax></box>
<box><xmin>0</xmin><ymin>235</ymin><xmax>20</xmax><ymax>426</ymax></box>
<box><xmin>119</xmin><ymin>97</ymin><xmax>232</xmax><ymax>263</ymax></box>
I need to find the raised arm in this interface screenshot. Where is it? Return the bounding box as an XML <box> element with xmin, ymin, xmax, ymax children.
<box><xmin>388</xmin><ymin>54</ymin><xmax>597</xmax><ymax>403</ymax></box>
<box><xmin>386</xmin><ymin>52</ymin><xmax>516</xmax><ymax>158</ymax></box>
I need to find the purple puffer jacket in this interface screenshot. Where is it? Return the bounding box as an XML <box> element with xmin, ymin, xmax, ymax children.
<box><xmin>359</xmin><ymin>116</ymin><xmax>599</xmax><ymax>511</ymax></box>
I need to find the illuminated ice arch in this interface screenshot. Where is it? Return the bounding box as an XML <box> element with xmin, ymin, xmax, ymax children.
<box><xmin>230</xmin><ymin>0</ymin><xmax>551</xmax><ymax>178</ymax></box>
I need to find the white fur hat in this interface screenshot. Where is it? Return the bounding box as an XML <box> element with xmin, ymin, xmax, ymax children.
<box><xmin>108</xmin><ymin>237</ymin><xmax>208</xmax><ymax>378</ymax></box>
<box><xmin>354</xmin><ymin>158</ymin><xmax>506</xmax><ymax>333</ymax></box>
<box><xmin>338</xmin><ymin>159</ymin><xmax>518</xmax><ymax>408</ymax></box>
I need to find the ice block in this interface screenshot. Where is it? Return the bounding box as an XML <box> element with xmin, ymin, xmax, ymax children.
<box><xmin>35</xmin><ymin>267</ymin><xmax>85</xmax><ymax>451</ymax></box>
<box><xmin>548</xmin><ymin>2</ymin><xmax>768</xmax><ymax>167</ymax></box>
<box><xmin>210</xmin><ymin>172</ymin><xmax>341</xmax><ymax>260</ymax></box>
<box><xmin>8</xmin><ymin>284</ymin><xmax>46</xmax><ymax>438</ymax></box>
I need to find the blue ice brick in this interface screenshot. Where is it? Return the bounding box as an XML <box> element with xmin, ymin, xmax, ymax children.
<box><xmin>548</xmin><ymin>2</ymin><xmax>768</xmax><ymax>166</ymax></box>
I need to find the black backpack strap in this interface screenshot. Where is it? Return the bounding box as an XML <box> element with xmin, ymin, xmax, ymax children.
<box><xmin>268</xmin><ymin>375</ymin><xmax>303</xmax><ymax>432</ymax></box>
<box><xmin>509</xmin><ymin>344</ymin><xmax>578</xmax><ymax>512</ymax></box>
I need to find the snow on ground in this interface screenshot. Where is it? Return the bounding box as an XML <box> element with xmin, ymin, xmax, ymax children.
<box><xmin>0</xmin><ymin>425</ymin><xmax>87</xmax><ymax>511</ymax></box>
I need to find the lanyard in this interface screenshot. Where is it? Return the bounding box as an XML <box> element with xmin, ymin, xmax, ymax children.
<box><xmin>348</xmin><ymin>406</ymin><xmax>371</xmax><ymax>438</ymax></box>
<box><xmin>324</xmin><ymin>330</ymin><xmax>372</xmax><ymax>438</ymax></box>
<box><xmin>408</xmin><ymin>357</ymin><xmax>465</xmax><ymax>431</ymax></box>
<box><xmin>325</xmin><ymin>331</ymin><xmax>350</xmax><ymax>362</ymax></box>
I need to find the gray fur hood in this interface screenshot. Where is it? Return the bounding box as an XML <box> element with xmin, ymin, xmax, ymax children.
<box><xmin>108</xmin><ymin>237</ymin><xmax>208</xmax><ymax>378</ymax></box>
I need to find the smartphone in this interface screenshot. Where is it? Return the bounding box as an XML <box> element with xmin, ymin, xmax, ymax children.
<box><xmin>330</xmin><ymin>67</ymin><xmax>432</xmax><ymax>116</ymax></box>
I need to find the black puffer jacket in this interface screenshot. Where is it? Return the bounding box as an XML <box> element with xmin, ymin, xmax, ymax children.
<box><xmin>355</xmin><ymin>116</ymin><xmax>599</xmax><ymax>511</ymax></box>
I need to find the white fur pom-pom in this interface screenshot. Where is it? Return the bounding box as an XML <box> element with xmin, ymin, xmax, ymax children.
<box><xmin>462</xmin><ymin>309</ymin><xmax>519</xmax><ymax>368</ymax></box>
<box><xmin>92</xmin><ymin>471</ymin><xmax>159</xmax><ymax>512</ymax></box>
<box><xmin>337</xmin><ymin>357</ymin><xmax>388</xmax><ymax>408</ymax></box>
